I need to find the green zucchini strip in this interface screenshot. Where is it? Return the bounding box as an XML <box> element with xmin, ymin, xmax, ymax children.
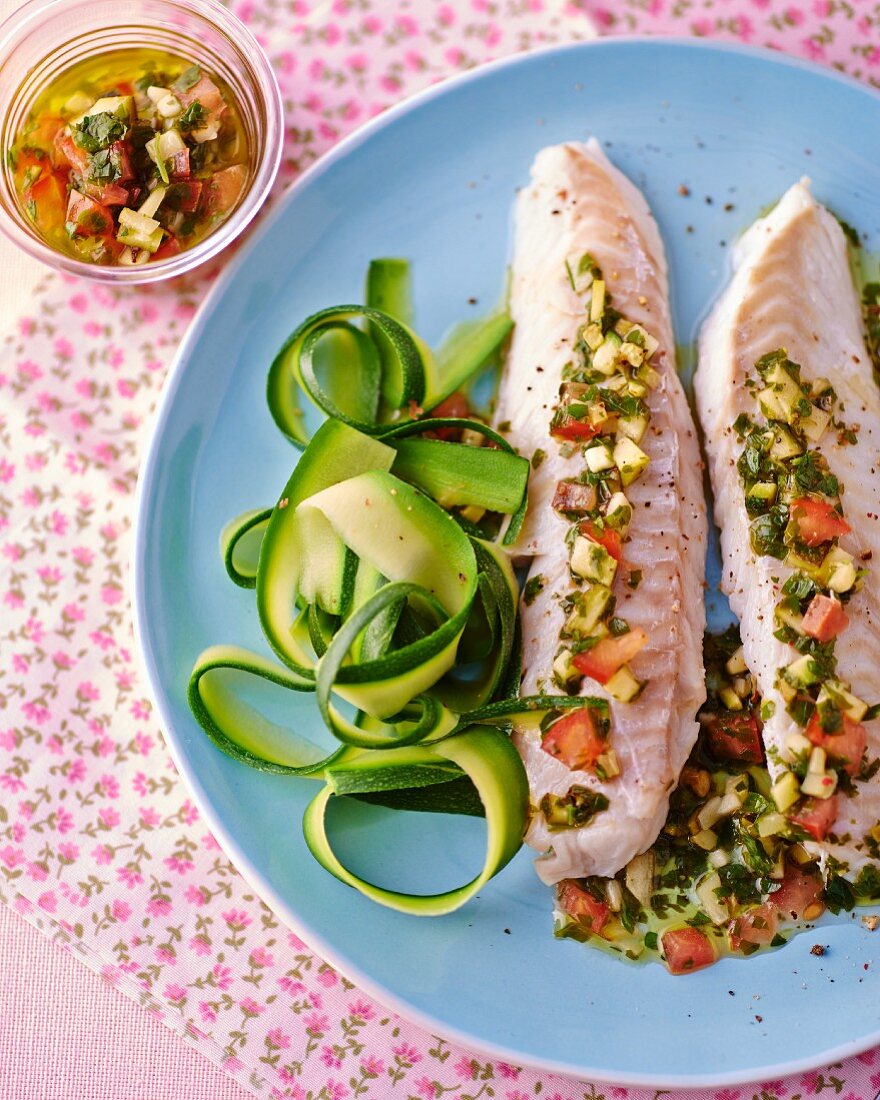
<box><xmin>221</xmin><ymin>508</ymin><xmax>273</xmax><ymax>589</ymax></box>
<box><xmin>301</xmin><ymin>726</ymin><xmax>528</xmax><ymax>915</ymax></box>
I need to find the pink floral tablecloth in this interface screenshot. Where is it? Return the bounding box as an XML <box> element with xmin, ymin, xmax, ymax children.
<box><xmin>3</xmin><ymin>2</ymin><xmax>880</xmax><ymax>1098</ymax></box>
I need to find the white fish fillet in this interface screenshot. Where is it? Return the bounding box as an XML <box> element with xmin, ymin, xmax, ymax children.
<box><xmin>496</xmin><ymin>140</ymin><xmax>707</xmax><ymax>884</ymax></box>
<box><xmin>696</xmin><ymin>179</ymin><xmax>880</xmax><ymax>880</ymax></box>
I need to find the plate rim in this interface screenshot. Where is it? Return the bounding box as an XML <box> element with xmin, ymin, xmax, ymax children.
<box><xmin>132</xmin><ymin>36</ymin><xmax>880</xmax><ymax>1088</ymax></box>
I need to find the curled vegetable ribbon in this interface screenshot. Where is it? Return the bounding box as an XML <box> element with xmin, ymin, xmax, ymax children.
<box><xmin>188</xmin><ymin>260</ymin><xmax>598</xmax><ymax>912</ymax></box>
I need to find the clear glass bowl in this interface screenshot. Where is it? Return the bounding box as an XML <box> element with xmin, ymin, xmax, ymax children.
<box><xmin>0</xmin><ymin>0</ymin><xmax>283</xmax><ymax>283</ymax></box>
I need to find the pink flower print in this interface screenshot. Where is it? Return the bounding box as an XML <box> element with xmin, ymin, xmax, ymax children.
<box><xmin>24</xmin><ymin>617</ymin><xmax>44</xmax><ymax>643</ymax></box>
<box><xmin>22</xmin><ymin>701</ymin><xmax>49</xmax><ymax>724</ymax></box>
<box><xmin>308</xmin><ymin>58</ymin><xmax>325</xmax><ymax>81</ymax></box>
<box><xmin>732</xmin><ymin>14</ymin><xmax>754</xmax><ymax>39</ymax></box>
<box><xmin>58</xmin><ymin>842</ymin><xmax>79</xmax><ymax>861</ymax></box>
<box><xmin>325</xmin><ymin>1081</ymin><xmax>348</xmax><ymax>1100</ymax></box>
<box><xmin>24</xmin><ymin>452</ymin><xmax>47</xmax><ymax>472</ymax></box>
<box><xmin>0</xmin><ymin>729</ymin><xmax>17</xmax><ymax>751</ymax></box>
<box><xmin>54</xmin><ymin>337</ymin><xmax>74</xmax><ymax>360</ymax></box>
<box><xmin>146</xmin><ymin>897</ymin><xmax>172</xmax><ymax>918</ymax></box>
<box><xmin>112</xmin><ymin>899</ymin><xmax>132</xmax><ymax>922</ymax></box>
<box><xmin>19</xmin><ymin>359</ymin><xmax>42</xmax><ymax>380</ymax></box>
<box><xmin>303</xmin><ymin>1013</ymin><xmax>329</xmax><ymax>1035</ymax></box>
<box><xmin>415</xmin><ymin>1078</ymin><xmax>439</xmax><ymax>1100</ymax></box>
<box><xmin>52</xmin><ymin>650</ymin><xmax>74</xmax><ymax>670</ymax></box>
<box><xmin>106</xmin><ymin>345</ymin><xmax>124</xmax><ymax>368</ymax></box>
<box><xmin>100</xmin><ymin>774</ymin><xmax>120</xmax><ymax>799</ymax></box>
<box><xmin>316</xmin><ymin>967</ymin><xmax>338</xmax><ymax>988</ymax></box>
<box><xmin>131</xmin><ymin>699</ymin><xmax>151</xmax><ymax>720</ymax></box>
<box><xmin>240</xmin><ymin>997</ymin><xmax>264</xmax><ymax>1017</ymax></box>
<box><xmin>13</xmin><ymin>654</ymin><xmax>30</xmax><ymax>675</ymax></box>
<box><xmin>392</xmin><ymin>1043</ymin><xmax>421</xmax><ymax>1065</ymax></box>
<box><xmin>199</xmin><ymin>1000</ymin><xmax>218</xmax><ymax>1024</ymax></box>
<box><xmin>505</xmin><ymin>1092</ymin><xmax>528</xmax><ymax>1100</ymax></box>
<box><xmin>62</xmin><ymin>602</ymin><xmax>85</xmax><ymax>622</ymax></box>
<box><xmin>858</xmin><ymin>1049</ymin><xmax>877</xmax><ymax>1066</ymax></box>
<box><xmin>132</xmin><ymin>772</ymin><xmax>149</xmax><ymax>797</ymax></box>
<box><xmin>802</xmin><ymin>38</ymin><xmax>826</xmax><ymax>61</ymax></box>
<box><xmin>4</xmin><ymin>591</ymin><xmax>24</xmax><ymax>611</ymax></box>
<box><xmin>396</xmin><ymin>13</ymin><xmax>418</xmax><ymax>34</ymax></box>
<box><xmin>164</xmin><ymin>983</ymin><xmax>186</xmax><ymax>1003</ymax></box>
<box><xmin>785</xmin><ymin>6</ymin><xmax>804</xmax><ymax>24</ymax></box>
<box><xmin>212</xmin><ymin>964</ymin><xmax>234</xmax><ymax>991</ymax></box>
<box><xmin>249</xmin><ymin>946</ymin><xmax>274</xmax><ymax>968</ymax></box>
<box><xmin>0</xmin><ymin>458</ymin><xmax>14</xmax><ymax>483</ymax></box>
<box><xmin>307</xmin><ymin>990</ymin><xmax>323</xmax><ymax>1009</ymax></box>
<box><xmin>89</xmin><ymin>629</ymin><xmax>114</xmax><ymax>651</ymax></box>
<box><xmin>277</xmin><ymin>976</ymin><xmax>305</xmax><ymax>996</ymax></box>
<box><xmin>693</xmin><ymin>16</ymin><xmax>713</xmax><ymax>35</ymax></box>
<box><xmin>321</xmin><ymin>1046</ymin><xmax>343</xmax><ymax>1070</ymax></box>
<box><xmin>360</xmin><ymin>1055</ymin><xmax>384</xmax><ymax>1076</ymax></box>
<box><xmin>346</xmin><ymin>52</ymin><xmax>368</xmax><ymax>72</ymax></box>
<box><xmin>185</xmin><ymin>884</ymin><xmax>207</xmax><ymax>905</ymax></box>
<box><xmin>348</xmin><ymin>999</ymin><xmax>376</xmax><ymax>1021</ymax></box>
<box><xmin>323</xmin><ymin>22</ymin><xmax>341</xmax><ymax>44</ymax></box>
<box><xmin>140</xmin><ymin>805</ymin><xmax>161</xmax><ymax>827</ymax></box>
<box><xmin>437</xmin><ymin>4</ymin><xmax>455</xmax><ymax>24</ymax></box>
<box><xmin>78</xmin><ymin>681</ymin><xmax>100</xmax><ymax>701</ymax></box>
<box><xmin>0</xmin><ymin>774</ymin><xmax>25</xmax><ymax>793</ymax></box>
<box><xmin>222</xmin><ymin>908</ymin><xmax>252</xmax><ymax>930</ymax></box>
<box><xmin>67</xmin><ymin>759</ymin><xmax>87</xmax><ymax>783</ymax></box>
<box><xmin>155</xmin><ymin>946</ymin><xmax>176</xmax><ymax>965</ymax></box>
<box><xmin>0</xmin><ymin>846</ymin><xmax>25</xmax><ymax>868</ymax></box>
<box><xmin>180</xmin><ymin>800</ymin><xmax>198</xmax><ymax>825</ymax></box>
<box><xmin>92</xmin><ymin>845</ymin><xmax>113</xmax><ymax>866</ymax></box>
<box><xmin>867</xmin><ymin>47</ymin><xmax>880</xmax><ymax>68</ymax></box>
<box><xmin>37</xmin><ymin>565</ymin><xmax>63</xmax><ymax>584</ymax></box>
<box><xmin>38</xmin><ymin>891</ymin><xmax>57</xmax><ymax>912</ymax></box>
<box><xmin>266</xmin><ymin>1028</ymin><xmax>291</xmax><ymax>1050</ymax></box>
<box><xmin>69</xmin><ymin>293</ymin><xmax>88</xmax><ymax>312</ymax></box>
<box><xmin>761</xmin><ymin>1084</ymin><xmax>785</xmax><ymax>1098</ymax></box>
<box><xmin>498</xmin><ymin>1063</ymin><xmax>520</xmax><ymax>1079</ymax></box>
<box><xmin>99</xmin><ymin>806</ymin><xmax>120</xmax><ymax>828</ymax></box>
<box><xmin>164</xmin><ymin>855</ymin><xmax>194</xmax><ymax>874</ymax></box>
<box><xmin>18</xmin><ymin>317</ymin><xmax>35</xmax><ymax>336</ymax></box>
<box><xmin>72</xmin><ymin>545</ymin><xmax>93</xmax><ymax>565</ymax></box>
<box><xmin>454</xmin><ymin>1056</ymin><xmax>478</xmax><ymax>1079</ymax></box>
<box><xmin>116</xmin><ymin>378</ymin><xmax>136</xmax><ymax>398</ymax></box>
<box><xmin>2</xmin><ymin>542</ymin><xmax>23</xmax><ymax>561</ymax></box>
<box><xmin>55</xmin><ymin>806</ymin><xmax>75</xmax><ymax>834</ymax></box>
<box><xmin>117</xmin><ymin>866</ymin><xmax>143</xmax><ymax>889</ymax></box>
<box><xmin>800</xmin><ymin>1072</ymin><xmax>820</xmax><ymax>1092</ymax></box>
<box><xmin>28</xmin><ymin>861</ymin><xmax>49</xmax><ymax>882</ymax></box>
<box><xmin>189</xmin><ymin>935</ymin><xmax>212</xmax><ymax>956</ymax></box>
<box><xmin>134</xmin><ymin>731</ymin><xmax>154</xmax><ymax>755</ymax></box>
<box><xmin>484</xmin><ymin>23</ymin><xmax>502</xmax><ymax>47</ymax></box>
<box><xmin>223</xmin><ymin>1056</ymin><xmax>244</xmax><ymax>1075</ymax></box>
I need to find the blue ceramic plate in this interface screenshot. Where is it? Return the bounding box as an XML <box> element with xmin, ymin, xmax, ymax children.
<box><xmin>134</xmin><ymin>40</ymin><xmax>880</xmax><ymax>1088</ymax></box>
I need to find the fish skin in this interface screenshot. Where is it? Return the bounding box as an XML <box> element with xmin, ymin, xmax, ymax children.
<box><xmin>496</xmin><ymin>140</ymin><xmax>707</xmax><ymax>884</ymax></box>
<box><xmin>696</xmin><ymin>179</ymin><xmax>880</xmax><ymax>880</ymax></box>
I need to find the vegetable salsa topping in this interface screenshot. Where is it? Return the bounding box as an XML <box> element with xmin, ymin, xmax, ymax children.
<box><xmin>6</xmin><ymin>49</ymin><xmax>249</xmax><ymax>266</ymax></box>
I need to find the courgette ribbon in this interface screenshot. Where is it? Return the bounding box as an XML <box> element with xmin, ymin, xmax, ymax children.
<box><xmin>188</xmin><ymin>259</ymin><xmax>586</xmax><ymax>914</ymax></box>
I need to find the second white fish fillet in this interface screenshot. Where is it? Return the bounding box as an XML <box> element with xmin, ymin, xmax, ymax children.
<box><xmin>696</xmin><ymin>180</ymin><xmax>880</xmax><ymax>884</ymax></box>
<box><xmin>496</xmin><ymin>140</ymin><xmax>707</xmax><ymax>883</ymax></box>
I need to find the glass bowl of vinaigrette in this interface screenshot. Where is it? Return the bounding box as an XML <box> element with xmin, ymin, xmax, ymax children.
<box><xmin>0</xmin><ymin>0</ymin><xmax>282</xmax><ymax>282</ymax></box>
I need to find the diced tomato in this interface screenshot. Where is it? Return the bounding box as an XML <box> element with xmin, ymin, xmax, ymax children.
<box><xmin>728</xmin><ymin>903</ymin><xmax>778</xmax><ymax>951</ymax></box>
<box><xmin>166</xmin><ymin>180</ymin><xmax>203</xmax><ymax>213</ymax></box>
<box><xmin>169</xmin><ymin>148</ymin><xmax>191</xmax><ymax>180</ymax></box>
<box><xmin>23</xmin><ymin>113</ymin><xmax>64</xmax><ymax>154</ymax></box>
<box><xmin>65</xmin><ymin>189</ymin><xmax>112</xmax><ymax>237</ymax></box>
<box><xmin>424</xmin><ymin>392</ymin><xmax>471</xmax><ymax>440</ymax></box>
<box><xmin>768</xmin><ymin>865</ymin><xmax>824</xmax><ymax>921</ymax></box>
<box><xmin>541</xmin><ymin>709</ymin><xmax>606</xmax><ymax>772</ymax></box>
<box><xmin>153</xmin><ymin>234</ymin><xmax>182</xmax><ymax>261</ymax></box>
<box><xmin>550</xmin><ymin>412</ymin><xmax>601</xmax><ymax>442</ymax></box>
<box><xmin>205</xmin><ymin>164</ymin><xmax>247</xmax><ymax>216</ymax></box>
<box><xmin>702</xmin><ymin>710</ymin><xmax>764</xmax><ymax>765</ymax></box>
<box><xmin>81</xmin><ymin>180</ymin><xmax>129</xmax><ymax>206</ymax></box>
<box><xmin>790</xmin><ymin>497</ymin><xmax>852</xmax><ymax>548</ymax></box>
<box><xmin>552</xmin><ymin>479</ymin><xmax>597</xmax><ymax>515</ymax></box>
<box><xmin>109</xmin><ymin>140</ymin><xmax>135</xmax><ymax>183</ymax></box>
<box><xmin>661</xmin><ymin>926</ymin><xmax>716</xmax><ymax>975</ymax></box>
<box><xmin>11</xmin><ymin>146</ymin><xmax>49</xmax><ymax>192</ymax></box>
<box><xmin>23</xmin><ymin>171</ymin><xmax>68</xmax><ymax>234</ymax></box>
<box><xmin>177</xmin><ymin>73</ymin><xmax>227</xmax><ymax>127</ymax></box>
<box><xmin>801</xmin><ymin>594</ymin><xmax>849</xmax><ymax>643</ymax></box>
<box><xmin>558</xmin><ymin>880</ymin><xmax>609</xmax><ymax>934</ymax></box>
<box><xmin>572</xmin><ymin>628</ymin><xmax>649</xmax><ymax>685</ymax></box>
<box><xmin>790</xmin><ymin>794</ymin><xmax>839</xmax><ymax>843</ymax></box>
<box><xmin>805</xmin><ymin>713</ymin><xmax>866</xmax><ymax>777</ymax></box>
<box><xmin>52</xmin><ymin>127</ymin><xmax>91</xmax><ymax>176</ymax></box>
<box><xmin>580</xmin><ymin>521</ymin><xmax>622</xmax><ymax>562</ymax></box>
